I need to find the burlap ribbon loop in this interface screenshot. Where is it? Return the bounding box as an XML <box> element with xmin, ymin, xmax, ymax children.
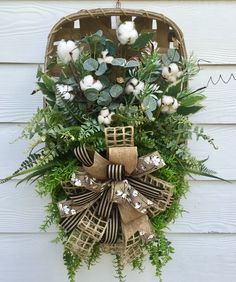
<box><xmin>58</xmin><ymin>126</ymin><xmax>174</xmax><ymax>262</ymax></box>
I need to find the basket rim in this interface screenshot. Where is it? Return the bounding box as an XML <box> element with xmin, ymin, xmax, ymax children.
<box><xmin>45</xmin><ymin>8</ymin><xmax>187</xmax><ymax>67</ymax></box>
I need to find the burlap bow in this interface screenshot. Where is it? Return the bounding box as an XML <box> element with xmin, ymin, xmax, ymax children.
<box><xmin>58</xmin><ymin>126</ymin><xmax>173</xmax><ymax>263</ymax></box>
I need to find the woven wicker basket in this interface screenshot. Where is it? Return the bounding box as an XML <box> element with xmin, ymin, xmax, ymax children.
<box><xmin>45</xmin><ymin>8</ymin><xmax>187</xmax><ymax>72</ymax></box>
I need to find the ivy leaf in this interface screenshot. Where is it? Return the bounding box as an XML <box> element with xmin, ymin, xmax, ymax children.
<box><xmin>125</xmin><ymin>60</ymin><xmax>140</xmax><ymax>68</ymax></box>
<box><xmin>131</xmin><ymin>32</ymin><xmax>153</xmax><ymax>50</ymax></box>
<box><xmin>97</xmin><ymin>89</ymin><xmax>112</xmax><ymax>106</ymax></box>
<box><xmin>110</xmin><ymin>84</ymin><xmax>123</xmax><ymax>98</ymax></box>
<box><xmin>95</xmin><ymin>62</ymin><xmax>108</xmax><ymax>76</ymax></box>
<box><xmin>83</xmin><ymin>58</ymin><xmax>99</xmax><ymax>71</ymax></box>
<box><xmin>84</xmin><ymin>88</ymin><xmax>98</xmax><ymax>101</ymax></box>
<box><xmin>177</xmin><ymin>105</ymin><xmax>203</xmax><ymax>115</ymax></box>
<box><xmin>111</xmin><ymin>58</ymin><xmax>126</xmax><ymax>67</ymax></box>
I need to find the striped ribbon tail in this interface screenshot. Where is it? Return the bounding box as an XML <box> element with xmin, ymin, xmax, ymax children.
<box><xmin>96</xmin><ymin>189</ymin><xmax>113</xmax><ymax>219</ymax></box>
<box><xmin>74</xmin><ymin>145</ymin><xmax>93</xmax><ymax>166</ymax></box>
<box><xmin>101</xmin><ymin>204</ymin><xmax>120</xmax><ymax>244</ymax></box>
<box><xmin>60</xmin><ymin>211</ymin><xmax>85</xmax><ymax>233</ymax></box>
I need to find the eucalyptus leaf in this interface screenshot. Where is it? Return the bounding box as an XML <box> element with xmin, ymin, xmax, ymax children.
<box><xmin>111</xmin><ymin>58</ymin><xmax>126</xmax><ymax>67</ymax></box>
<box><xmin>126</xmin><ymin>60</ymin><xmax>140</xmax><ymax>68</ymax></box>
<box><xmin>97</xmin><ymin>90</ymin><xmax>112</xmax><ymax>106</ymax></box>
<box><xmin>84</xmin><ymin>89</ymin><xmax>98</xmax><ymax>102</ymax></box>
<box><xmin>95</xmin><ymin>62</ymin><xmax>108</xmax><ymax>76</ymax></box>
<box><xmin>131</xmin><ymin>32</ymin><xmax>153</xmax><ymax>50</ymax></box>
<box><xmin>142</xmin><ymin>95</ymin><xmax>158</xmax><ymax>112</ymax></box>
<box><xmin>105</xmin><ymin>40</ymin><xmax>117</xmax><ymax>56</ymax></box>
<box><xmin>110</xmin><ymin>84</ymin><xmax>123</xmax><ymax>98</ymax></box>
<box><xmin>83</xmin><ymin>58</ymin><xmax>99</xmax><ymax>71</ymax></box>
<box><xmin>109</xmin><ymin>103</ymin><xmax>120</xmax><ymax>110</ymax></box>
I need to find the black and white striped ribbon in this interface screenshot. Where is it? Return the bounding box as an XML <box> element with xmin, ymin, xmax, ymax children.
<box><xmin>60</xmin><ymin>211</ymin><xmax>85</xmax><ymax>233</ymax></box>
<box><xmin>97</xmin><ymin>189</ymin><xmax>113</xmax><ymax>219</ymax></box>
<box><xmin>127</xmin><ymin>176</ymin><xmax>162</xmax><ymax>199</ymax></box>
<box><xmin>74</xmin><ymin>145</ymin><xmax>93</xmax><ymax>167</ymax></box>
<box><xmin>101</xmin><ymin>204</ymin><xmax>119</xmax><ymax>244</ymax></box>
<box><xmin>107</xmin><ymin>164</ymin><xmax>125</xmax><ymax>181</ymax></box>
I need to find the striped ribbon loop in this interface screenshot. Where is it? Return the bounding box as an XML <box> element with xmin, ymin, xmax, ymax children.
<box><xmin>107</xmin><ymin>164</ymin><xmax>125</xmax><ymax>181</ymax></box>
<box><xmin>127</xmin><ymin>176</ymin><xmax>162</xmax><ymax>199</ymax></box>
<box><xmin>74</xmin><ymin>145</ymin><xmax>93</xmax><ymax>167</ymax></box>
<box><xmin>101</xmin><ymin>205</ymin><xmax>119</xmax><ymax>244</ymax></box>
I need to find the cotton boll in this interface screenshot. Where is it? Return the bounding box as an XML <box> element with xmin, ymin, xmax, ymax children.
<box><xmin>97</xmin><ymin>108</ymin><xmax>114</xmax><ymax>126</ymax></box>
<box><xmin>80</xmin><ymin>75</ymin><xmax>103</xmax><ymax>91</ymax></box>
<box><xmin>56</xmin><ymin>84</ymin><xmax>74</xmax><ymax>101</ymax></box>
<box><xmin>100</xmin><ymin>107</ymin><xmax>110</xmax><ymax>117</ymax></box>
<box><xmin>98</xmin><ymin>115</ymin><xmax>105</xmax><ymax>125</ymax></box>
<box><xmin>93</xmin><ymin>80</ymin><xmax>103</xmax><ymax>91</ymax></box>
<box><xmin>116</xmin><ymin>21</ymin><xmax>138</xmax><ymax>45</ymax></box>
<box><xmin>162</xmin><ymin>95</ymin><xmax>174</xmax><ymax>106</ymax></box>
<box><xmin>168</xmin><ymin>63</ymin><xmax>179</xmax><ymax>75</ymax></box>
<box><xmin>172</xmin><ymin>98</ymin><xmax>179</xmax><ymax>110</ymax></box>
<box><xmin>57</xmin><ymin>40</ymin><xmax>79</xmax><ymax>64</ymax></box>
<box><xmin>98</xmin><ymin>49</ymin><xmax>114</xmax><ymax>64</ymax></box>
<box><xmin>125</xmin><ymin>78</ymin><xmax>144</xmax><ymax>97</ymax></box>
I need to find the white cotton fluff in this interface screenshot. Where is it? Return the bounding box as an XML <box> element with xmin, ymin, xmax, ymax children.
<box><xmin>98</xmin><ymin>49</ymin><xmax>114</xmax><ymax>64</ymax></box>
<box><xmin>80</xmin><ymin>75</ymin><xmax>103</xmax><ymax>91</ymax></box>
<box><xmin>57</xmin><ymin>40</ymin><xmax>79</xmax><ymax>64</ymax></box>
<box><xmin>56</xmin><ymin>84</ymin><xmax>74</xmax><ymax>101</ymax></box>
<box><xmin>162</xmin><ymin>63</ymin><xmax>182</xmax><ymax>83</ymax></box>
<box><xmin>158</xmin><ymin>95</ymin><xmax>180</xmax><ymax>114</ymax></box>
<box><xmin>116</xmin><ymin>21</ymin><xmax>138</xmax><ymax>45</ymax></box>
<box><xmin>98</xmin><ymin>107</ymin><xmax>114</xmax><ymax>126</ymax></box>
<box><xmin>125</xmin><ymin>78</ymin><xmax>145</xmax><ymax>97</ymax></box>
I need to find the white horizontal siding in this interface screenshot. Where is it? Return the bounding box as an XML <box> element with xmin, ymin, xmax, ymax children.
<box><xmin>0</xmin><ymin>1</ymin><xmax>235</xmax><ymax>282</ymax></box>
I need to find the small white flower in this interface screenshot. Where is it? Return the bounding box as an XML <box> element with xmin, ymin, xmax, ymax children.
<box><xmin>151</xmin><ymin>156</ymin><xmax>161</xmax><ymax>167</ymax></box>
<box><xmin>98</xmin><ymin>49</ymin><xmax>114</xmax><ymax>64</ymax></box>
<box><xmin>134</xmin><ymin>202</ymin><xmax>141</xmax><ymax>209</ymax></box>
<box><xmin>57</xmin><ymin>40</ymin><xmax>79</xmax><ymax>64</ymax></box>
<box><xmin>74</xmin><ymin>179</ymin><xmax>82</xmax><ymax>187</ymax></box>
<box><xmin>162</xmin><ymin>63</ymin><xmax>182</xmax><ymax>83</ymax></box>
<box><xmin>97</xmin><ymin>107</ymin><xmax>114</xmax><ymax>126</ymax></box>
<box><xmin>158</xmin><ymin>95</ymin><xmax>180</xmax><ymax>114</ymax></box>
<box><xmin>56</xmin><ymin>84</ymin><xmax>74</xmax><ymax>101</ymax></box>
<box><xmin>125</xmin><ymin>78</ymin><xmax>144</xmax><ymax>97</ymax></box>
<box><xmin>132</xmin><ymin>190</ymin><xmax>139</xmax><ymax>197</ymax></box>
<box><xmin>80</xmin><ymin>75</ymin><xmax>103</xmax><ymax>91</ymax></box>
<box><xmin>141</xmin><ymin>208</ymin><xmax>147</xmax><ymax>214</ymax></box>
<box><xmin>71</xmin><ymin>209</ymin><xmax>76</xmax><ymax>215</ymax></box>
<box><xmin>116</xmin><ymin>21</ymin><xmax>138</xmax><ymax>45</ymax></box>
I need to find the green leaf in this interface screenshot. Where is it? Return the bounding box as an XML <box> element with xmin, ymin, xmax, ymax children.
<box><xmin>177</xmin><ymin>105</ymin><xmax>203</xmax><ymax>115</ymax></box>
<box><xmin>165</xmin><ymin>80</ymin><xmax>182</xmax><ymax>97</ymax></box>
<box><xmin>97</xmin><ymin>89</ymin><xmax>112</xmax><ymax>106</ymax></box>
<box><xmin>36</xmin><ymin>65</ymin><xmax>43</xmax><ymax>79</ymax></box>
<box><xmin>125</xmin><ymin>60</ymin><xmax>140</xmax><ymax>68</ymax></box>
<box><xmin>83</xmin><ymin>58</ymin><xmax>99</xmax><ymax>71</ymax></box>
<box><xmin>95</xmin><ymin>62</ymin><xmax>108</xmax><ymax>76</ymax></box>
<box><xmin>132</xmin><ymin>32</ymin><xmax>153</xmax><ymax>50</ymax></box>
<box><xmin>111</xmin><ymin>58</ymin><xmax>126</xmax><ymax>66</ymax></box>
<box><xmin>42</xmin><ymin>74</ymin><xmax>55</xmax><ymax>92</ymax></box>
<box><xmin>110</xmin><ymin>84</ymin><xmax>123</xmax><ymax>98</ymax></box>
<box><xmin>84</xmin><ymin>89</ymin><xmax>99</xmax><ymax>101</ymax></box>
<box><xmin>180</xmin><ymin>95</ymin><xmax>205</xmax><ymax>107</ymax></box>
<box><xmin>105</xmin><ymin>40</ymin><xmax>117</xmax><ymax>56</ymax></box>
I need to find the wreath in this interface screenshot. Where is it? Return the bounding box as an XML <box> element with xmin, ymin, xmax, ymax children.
<box><xmin>1</xmin><ymin>10</ymin><xmax>220</xmax><ymax>282</ymax></box>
